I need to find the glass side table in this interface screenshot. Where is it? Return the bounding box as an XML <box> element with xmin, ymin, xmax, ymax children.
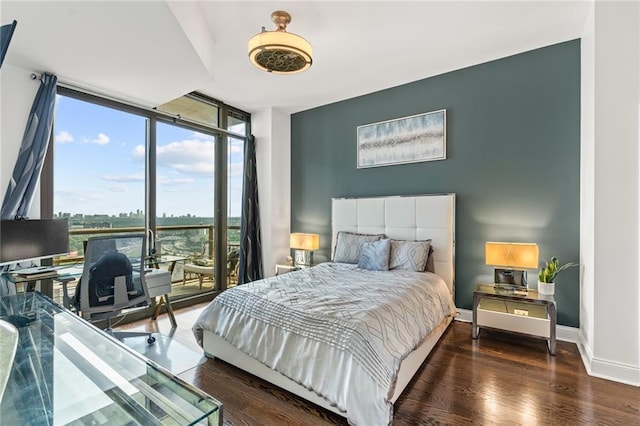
<box><xmin>472</xmin><ymin>283</ymin><xmax>557</xmax><ymax>355</ymax></box>
<box><xmin>0</xmin><ymin>292</ymin><xmax>222</xmax><ymax>425</ymax></box>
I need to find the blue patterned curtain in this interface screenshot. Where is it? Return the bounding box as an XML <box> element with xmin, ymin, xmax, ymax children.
<box><xmin>1</xmin><ymin>73</ymin><xmax>58</xmax><ymax>219</ymax></box>
<box><xmin>238</xmin><ymin>135</ymin><xmax>263</xmax><ymax>284</ymax></box>
<box><xmin>0</xmin><ymin>20</ymin><xmax>16</xmax><ymax>68</ymax></box>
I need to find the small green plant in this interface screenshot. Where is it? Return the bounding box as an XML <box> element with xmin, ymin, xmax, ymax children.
<box><xmin>538</xmin><ymin>256</ymin><xmax>578</xmax><ymax>283</ymax></box>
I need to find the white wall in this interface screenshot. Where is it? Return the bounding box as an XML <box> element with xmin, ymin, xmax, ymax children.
<box><xmin>253</xmin><ymin>107</ymin><xmax>291</xmax><ymax>277</ymax></box>
<box><xmin>0</xmin><ymin>63</ymin><xmax>41</xmax><ymax>217</ymax></box>
<box><xmin>579</xmin><ymin>1</ymin><xmax>640</xmax><ymax>386</ymax></box>
<box><xmin>579</xmin><ymin>0</ymin><xmax>596</xmax><ymax>379</ymax></box>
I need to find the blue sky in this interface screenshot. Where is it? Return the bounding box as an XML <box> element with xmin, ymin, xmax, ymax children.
<box><xmin>53</xmin><ymin>95</ymin><xmax>244</xmax><ymax>218</ymax></box>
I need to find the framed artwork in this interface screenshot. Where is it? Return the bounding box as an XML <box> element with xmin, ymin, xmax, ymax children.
<box><xmin>357</xmin><ymin>109</ymin><xmax>446</xmax><ymax>168</ymax></box>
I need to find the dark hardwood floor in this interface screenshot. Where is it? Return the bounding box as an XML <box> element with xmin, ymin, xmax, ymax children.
<box><xmin>121</xmin><ymin>303</ymin><xmax>640</xmax><ymax>425</ymax></box>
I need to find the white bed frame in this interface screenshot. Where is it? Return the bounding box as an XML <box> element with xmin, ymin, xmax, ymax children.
<box><xmin>202</xmin><ymin>193</ymin><xmax>456</xmax><ymax>417</ymax></box>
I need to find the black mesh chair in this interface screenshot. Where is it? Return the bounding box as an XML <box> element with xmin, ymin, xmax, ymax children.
<box><xmin>76</xmin><ymin>234</ymin><xmax>155</xmax><ymax>345</ymax></box>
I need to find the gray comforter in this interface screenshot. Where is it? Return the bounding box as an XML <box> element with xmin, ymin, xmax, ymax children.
<box><xmin>193</xmin><ymin>262</ymin><xmax>456</xmax><ymax>425</ymax></box>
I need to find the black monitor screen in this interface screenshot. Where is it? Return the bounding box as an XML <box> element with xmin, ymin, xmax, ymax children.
<box><xmin>0</xmin><ymin>219</ymin><xmax>69</xmax><ymax>266</ymax></box>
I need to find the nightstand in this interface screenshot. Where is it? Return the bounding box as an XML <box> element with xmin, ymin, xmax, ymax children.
<box><xmin>472</xmin><ymin>283</ymin><xmax>557</xmax><ymax>355</ymax></box>
<box><xmin>274</xmin><ymin>264</ymin><xmax>301</xmax><ymax>276</ymax></box>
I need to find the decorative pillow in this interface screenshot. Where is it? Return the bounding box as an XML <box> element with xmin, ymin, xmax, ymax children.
<box><xmin>389</xmin><ymin>239</ymin><xmax>431</xmax><ymax>272</ymax></box>
<box><xmin>333</xmin><ymin>231</ymin><xmax>384</xmax><ymax>264</ymax></box>
<box><xmin>358</xmin><ymin>239</ymin><xmax>391</xmax><ymax>271</ymax></box>
<box><xmin>424</xmin><ymin>245</ymin><xmax>435</xmax><ymax>273</ymax></box>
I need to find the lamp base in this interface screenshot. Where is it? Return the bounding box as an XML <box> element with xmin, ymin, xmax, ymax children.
<box><xmin>494</xmin><ymin>268</ymin><xmax>528</xmax><ymax>286</ymax></box>
<box><xmin>294</xmin><ymin>250</ymin><xmax>313</xmax><ymax>267</ymax></box>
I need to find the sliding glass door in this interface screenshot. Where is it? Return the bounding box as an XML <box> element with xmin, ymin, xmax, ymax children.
<box><xmin>155</xmin><ymin>122</ymin><xmax>216</xmax><ymax>297</ymax></box>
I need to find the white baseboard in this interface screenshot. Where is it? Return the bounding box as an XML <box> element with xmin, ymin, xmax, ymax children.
<box><xmin>456</xmin><ymin>308</ymin><xmax>639</xmax><ymax>387</ymax></box>
<box><xmin>455</xmin><ymin>308</ymin><xmax>579</xmax><ymax>342</ymax></box>
<box><xmin>577</xmin><ymin>331</ymin><xmax>640</xmax><ymax>387</ymax></box>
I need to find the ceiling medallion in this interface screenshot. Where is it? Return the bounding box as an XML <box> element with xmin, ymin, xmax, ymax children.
<box><xmin>248</xmin><ymin>11</ymin><xmax>313</xmax><ymax>74</ymax></box>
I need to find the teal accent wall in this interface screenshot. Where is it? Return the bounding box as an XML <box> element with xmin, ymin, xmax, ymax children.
<box><xmin>291</xmin><ymin>40</ymin><xmax>580</xmax><ymax>327</ymax></box>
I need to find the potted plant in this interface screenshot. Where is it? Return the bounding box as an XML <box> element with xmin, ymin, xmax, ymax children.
<box><xmin>538</xmin><ymin>256</ymin><xmax>578</xmax><ymax>295</ymax></box>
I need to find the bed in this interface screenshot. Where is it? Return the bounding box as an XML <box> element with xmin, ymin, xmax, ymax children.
<box><xmin>193</xmin><ymin>194</ymin><xmax>456</xmax><ymax>425</ymax></box>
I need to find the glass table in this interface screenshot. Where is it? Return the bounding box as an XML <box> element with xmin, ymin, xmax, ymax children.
<box><xmin>0</xmin><ymin>292</ymin><xmax>221</xmax><ymax>425</ymax></box>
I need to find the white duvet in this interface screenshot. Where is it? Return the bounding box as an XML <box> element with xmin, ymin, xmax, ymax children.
<box><xmin>192</xmin><ymin>262</ymin><xmax>456</xmax><ymax>425</ymax></box>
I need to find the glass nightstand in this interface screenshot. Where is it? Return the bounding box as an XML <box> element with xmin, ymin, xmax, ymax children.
<box><xmin>472</xmin><ymin>283</ymin><xmax>557</xmax><ymax>355</ymax></box>
<box><xmin>0</xmin><ymin>292</ymin><xmax>222</xmax><ymax>425</ymax></box>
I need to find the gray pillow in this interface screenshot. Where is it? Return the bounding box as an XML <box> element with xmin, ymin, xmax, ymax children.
<box><xmin>333</xmin><ymin>231</ymin><xmax>384</xmax><ymax>264</ymax></box>
<box><xmin>424</xmin><ymin>245</ymin><xmax>435</xmax><ymax>273</ymax></box>
<box><xmin>358</xmin><ymin>239</ymin><xmax>391</xmax><ymax>271</ymax></box>
<box><xmin>389</xmin><ymin>239</ymin><xmax>431</xmax><ymax>272</ymax></box>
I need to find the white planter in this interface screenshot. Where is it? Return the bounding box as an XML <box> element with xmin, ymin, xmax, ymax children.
<box><xmin>538</xmin><ymin>281</ymin><xmax>555</xmax><ymax>295</ymax></box>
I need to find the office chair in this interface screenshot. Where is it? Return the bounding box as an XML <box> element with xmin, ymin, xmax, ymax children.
<box><xmin>76</xmin><ymin>234</ymin><xmax>155</xmax><ymax>345</ymax></box>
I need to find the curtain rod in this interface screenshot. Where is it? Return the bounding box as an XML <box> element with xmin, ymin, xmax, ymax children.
<box><xmin>30</xmin><ymin>72</ymin><xmax>248</xmax><ymax>141</ymax></box>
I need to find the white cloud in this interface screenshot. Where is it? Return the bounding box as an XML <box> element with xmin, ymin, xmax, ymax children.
<box><xmin>133</xmin><ymin>138</ymin><xmax>215</xmax><ymax>176</ymax></box>
<box><xmin>229</xmin><ymin>143</ymin><xmax>243</xmax><ymax>154</ymax></box>
<box><xmin>158</xmin><ymin>176</ymin><xmax>195</xmax><ymax>186</ymax></box>
<box><xmin>229</xmin><ymin>161</ymin><xmax>244</xmax><ymax>178</ymax></box>
<box><xmin>109</xmin><ymin>185</ymin><xmax>130</xmax><ymax>193</ymax></box>
<box><xmin>101</xmin><ymin>173</ymin><xmax>144</xmax><ymax>182</ymax></box>
<box><xmin>90</xmin><ymin>133</ymin><xmax>110</xmax><ymax>145</ymax></box>
<box><xmin>192</xmin><ymin>132</ymin><xmax>215</xmax><ymax>142</ymax></box>
<box><xmin>55</xmin><ymin>189</ymin><xmax>102</xmax><ymax>203</ymax></box>
<box><xmin>132</xmin><ymin>145</ymin><xmax>145</xmax><ymax>159</ymax></box>
<box><xmin>55</xmin><ymin>130</ymin><xmax>74</xmax><ymax>144</ymax></box>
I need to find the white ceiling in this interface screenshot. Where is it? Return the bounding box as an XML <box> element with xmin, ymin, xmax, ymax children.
<box><xmin>1</xmin><ymin>1</ymin><xmax>590</xmax><ymax>114</ymax></box>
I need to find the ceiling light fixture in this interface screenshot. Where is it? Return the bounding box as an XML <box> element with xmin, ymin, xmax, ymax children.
<box><xmin>248</xmin><ymin>11</ymin><xmax>312</xmax><ymax>74</ymax></box>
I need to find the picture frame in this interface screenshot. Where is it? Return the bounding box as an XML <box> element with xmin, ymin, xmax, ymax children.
<box><xmin>357</xmin><ymin>109</ymin><xmax>446</xmax><ymax>168</ymax></box>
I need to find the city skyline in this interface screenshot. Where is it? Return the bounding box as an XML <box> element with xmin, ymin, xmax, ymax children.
<box><xmin>53</xmin><ymin>210</ymin><xmax>241</xmax><ymax>219</ymax></box>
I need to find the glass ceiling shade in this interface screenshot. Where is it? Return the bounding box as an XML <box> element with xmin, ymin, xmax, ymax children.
<box><xmin>248</xmin><ymin>11</ymin><xmax>313</xmax><ymax>74</ymax></box>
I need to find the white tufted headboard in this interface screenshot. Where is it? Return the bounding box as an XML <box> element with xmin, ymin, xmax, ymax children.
<box><xmin>332</xmin><ymin>194</ymin><xmax>456</xmax><ymax>296</ymax></box>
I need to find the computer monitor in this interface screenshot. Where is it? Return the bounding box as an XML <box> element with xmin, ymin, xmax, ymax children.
<box><xmin>0</xmin><ymin>218</ymin><xmax>69</xmax><ymax>266</ymax></box>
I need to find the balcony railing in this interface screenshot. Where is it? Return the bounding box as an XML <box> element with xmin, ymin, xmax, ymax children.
<box><xmin>65</xmin><ymin>224</ymin><xmax>240</xmax><ymax>258</ymax></box>
<box><xmin>57</xmin><ymin>224</ymin><xmax>241</xmax><ymax>288</ymax></box>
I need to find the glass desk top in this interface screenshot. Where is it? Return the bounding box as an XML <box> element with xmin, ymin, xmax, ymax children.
<box><xmin>0</xmin><ymin>292</ymin><xmax>221</xmax><ymax>425</ymax></box>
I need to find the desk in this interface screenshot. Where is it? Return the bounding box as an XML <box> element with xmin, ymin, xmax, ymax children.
<box><xmin>0</xmin><ymin>292</ymin><xmax>222</xmax><ymax>424</ymax></box>
<box><xmin>4</xmin><ymin>264</ymin><xmax>178</xmax><ymax>328</ymax></box>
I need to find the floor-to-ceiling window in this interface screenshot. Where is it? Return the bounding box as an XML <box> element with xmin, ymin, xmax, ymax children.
<box><xmin>53</xmin><ymin>95</ymin><xmax>147</xmax><ymax>250</ymax></box>
<box><xmin>47</xmin><ymin>88</ymin><xmax>249</xmax><ymax>306</ymax></box>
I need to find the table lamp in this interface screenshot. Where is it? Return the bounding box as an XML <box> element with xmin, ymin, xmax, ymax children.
<box><xmin>485</xmin><ymin>242</ymin><xmax>539</xmax><ymax>287</ymax></box>
<box><xmin>290</xmin><ymin>233</ymin><xmax>319</xmax><ymax>267</ymax></box>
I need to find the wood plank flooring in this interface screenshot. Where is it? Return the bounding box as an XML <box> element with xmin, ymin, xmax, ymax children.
<box><xmin>120</xmin><ymin>303</ymin><xmax>640</xmax><ymax>425</ymax></box>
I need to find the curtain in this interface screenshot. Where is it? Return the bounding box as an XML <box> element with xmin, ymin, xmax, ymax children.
<box><xmin>0</xmin><ymin>20</ymin><xmax>16</xmax><ymax>68</ymax></box>
<box><xmin>1</xmin><ymin>73</ymin><xmax>57</xmax><ymax>220</ymax></box>
<box><xmin>238</xmin><ymin>135</ymin><xmax>263</xmax><ymax>284</ymax></box>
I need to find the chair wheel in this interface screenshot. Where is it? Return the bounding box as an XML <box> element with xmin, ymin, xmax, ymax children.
<box><xmin>147</xmin><ymin>336</ymin><xmax>156</xmax><ymax>345</ymax></box>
